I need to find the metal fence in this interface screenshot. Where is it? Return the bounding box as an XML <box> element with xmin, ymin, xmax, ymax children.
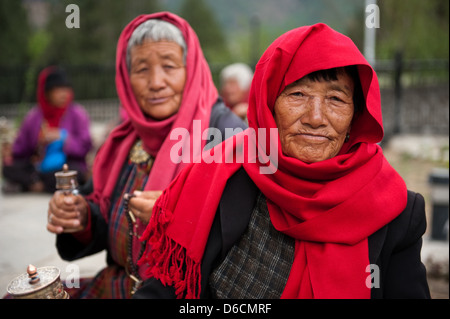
<box><xmin>0</xmin><ymin>63</ymin><xmax>228</xmax><ymax>105</ymax></box>
<box><xmin>0</xmin><ymin>59</ymin><xmax>448</xmax><ymax>137</ymax></box>
<box><xmin>374</xmin><ymin>57</ymin><xmax>449</xmax><ymax>138</ymax></box>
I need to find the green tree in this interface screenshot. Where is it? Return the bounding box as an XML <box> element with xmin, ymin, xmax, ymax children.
<box><xmin>377</xmin><ymin>0</ymin><xmax>449</xmax><ymax>59</ymax></box>
<box><xmin>44</xmin><ymin>0</ymin><xmax>163</xmax><ymax>65</ymax></box>
<box><xmin>30</xmin><ymin>0</ymin><xmax>164</xmax><ymax>100</ymax></box>
<box><xmin>0</xmin><ymin>0</ymin><xmax>31</xmax><ymax>65</ymax></box>
<box><xmin>179</xmin><ymin>0</ymin><xmax>231</xmax><ymax>63</ymax></box>
<box><xmin>0</xmin><ymin>0</ymin><xmax>32</xmax><ymax>104</ymax></box>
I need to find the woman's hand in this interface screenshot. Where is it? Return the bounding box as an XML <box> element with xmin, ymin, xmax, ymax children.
<box><xmin>39</xmin><ymin>126</ymin><xmax>61</xmax><ymax>145</ymax></box>
<box><xmin>43</xmin><ymin>128</ymin><xmax>61</xmax><ymax>143</ymax></box>
<box><xmin>47</xmin><ymin>191</ymin><xmax>88</xmax><ymax>234</ymax></box>
<box><xmin>128</xmin><ymin>190</ymin><xmax>163</xmax><ymax>224</ymax></box>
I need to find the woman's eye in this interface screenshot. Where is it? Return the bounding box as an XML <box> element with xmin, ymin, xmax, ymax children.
<box><xmin>163</xmin><ymin>65</ymin><xmax>176</xmax><ymax>70</ymax></box>
<box><xmin>291</xmin><ymin>91</ymin><xmax>304</xmax><ymax>97</ymax></box>
<box><xmin>330</xmin><ymin>96</ymin><xmax>344</xmax><ymax>103</ymax></box>
<box><xmin>136</xmin><ymin>67</ymin><xmax>148</xmax><ymax>73</ymax></box>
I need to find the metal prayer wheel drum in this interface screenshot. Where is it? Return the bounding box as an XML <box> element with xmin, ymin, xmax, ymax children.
<box><xmin>55</xmin><ymin>164</ymin><xmax>78</xmax><ymax>192</ymax></box>
<box><xmin>7</xmin><ymin>264</ymin><xmax>69</xmax><ymax>299</ymax></box>
<box><xmin>54</xmin><ymin>163</ymin><xmax>82</xmax><ymax>233</ymax></box>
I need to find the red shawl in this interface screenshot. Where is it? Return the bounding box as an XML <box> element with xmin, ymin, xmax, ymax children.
<box><xmin>88</xmin><ymin>12</ymin><xmax>218</xmax><ymax>216</ymax></box>
<box><xmin>37</xmin><ymin>66</ymin><xmax>73</xmax><ymax>128</ymax></box>
<box><xmin>139</xmin><ymin>23</ymin><xmax>407</xmax><ymax>299</ymax></box>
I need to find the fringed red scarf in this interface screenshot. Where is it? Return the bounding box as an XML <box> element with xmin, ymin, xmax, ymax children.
<box><xmin>139</xmin><ymin>23</ymin><xmax>407</xmax><ymax>299</ymax></box>
<box><xmin>87</xmin><ymin>12</ymin><xmax>218</xmax><ymax>217</ymax></box>
<box><xmin>37</xmin><ymin>66</ymin><xmax>73</xmax><ymax>128</ymax></box>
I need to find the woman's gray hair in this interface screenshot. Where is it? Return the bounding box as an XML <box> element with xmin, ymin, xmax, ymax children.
<box><xmin>126</xmin><ymin>19</ymin><xmax>187</xmax><ymax>70</ymax></box>
<box><xmin>220</xmin><ymin>63</ymin><xmax>254</xmax><ymax>91</ymax></box>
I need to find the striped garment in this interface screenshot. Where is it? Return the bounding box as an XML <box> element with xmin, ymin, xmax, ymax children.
<box><xmin>73</xmin><ymin>156</ymin><xmax>151</xmax><ymax>299</ymax></box>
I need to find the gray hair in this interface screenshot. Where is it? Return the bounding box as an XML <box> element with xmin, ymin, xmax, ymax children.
<box><xmin>126</xmin><ymin>19</ymin><xmax>187</xmax><ymax>71</ymax></box>
<box><xmin>220</xmin><ymin>63</ymin><xmax>254</xmax><ymax>90</ymax></box>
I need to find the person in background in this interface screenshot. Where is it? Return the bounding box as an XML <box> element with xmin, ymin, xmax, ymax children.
<box><xmin>134</xmin><ymin>23</ymin><xmax>430</xmax><ymax>299</ymax></box>
<box><xmin>219</xmin><ymin>63</ymin><xmax>253</xmax><ymax>121</ymax></box>
<box><xmin>2</xmin><ymin>66</ymin><xmax>92</xmax><ymax>193</ymax></box>
<box><xmin>46</xmin><ymin>12</ymin><xmax>246</xmax><ymax>299</ymax></box>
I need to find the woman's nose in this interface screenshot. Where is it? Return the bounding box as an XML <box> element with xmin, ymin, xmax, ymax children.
<box><xmin>302</xmin><ymin>97</ymin><xmax>327</xmax><ymax>127</ymax></box>
<box><xmin>147</xmin><ymin>67</ymin><xmax>166</xmax><ymax>91</ymax></box>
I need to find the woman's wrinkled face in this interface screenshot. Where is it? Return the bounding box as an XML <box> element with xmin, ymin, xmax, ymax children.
<box><xmin>274</xmin><ymin>71</ymin><xmax>355</xmax><ymax>163</ymax></box>
<box><xmin>129</xmin><ymin>40</ymin><xmax>186</xmax><ymax>120</ymax></box>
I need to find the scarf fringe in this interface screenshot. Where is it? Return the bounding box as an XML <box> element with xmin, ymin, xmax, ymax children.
<box><xmin>138</xmin><ymin>189</ymin><xmax>201</xmax><ymax>299</ymax></box>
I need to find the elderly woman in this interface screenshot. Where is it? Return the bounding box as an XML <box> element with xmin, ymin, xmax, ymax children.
<box><xmin>135</xmin><ymin>23</ymin><xmax>430</xmax><ymax>299</ymax></box>
<box><xmin>219</xmin><ymin>63</ymin><xmax>253</xmax><ymax>121</ymax></box>
<box><xmin>46</xmin><ymin>12</ymin><xmax>246</xmax><ymax>299</ymax></box>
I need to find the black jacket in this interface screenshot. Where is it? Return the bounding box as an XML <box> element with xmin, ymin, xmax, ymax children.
<box><xmin>134</xmin><ymin>168</ymin><xmax>431</xmax><ymax>299</ymax></box>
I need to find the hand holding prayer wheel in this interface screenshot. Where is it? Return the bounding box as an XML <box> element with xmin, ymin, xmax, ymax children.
<box><xmin>47</xmin><ymin>164</ymin><xmax>88</xmax><ymax>234</ymax></box>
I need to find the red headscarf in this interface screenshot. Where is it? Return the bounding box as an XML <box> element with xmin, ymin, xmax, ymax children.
<box><xmin>37</xmin><ymin>66</ymin><xmax>73</xmax><ymax>128</ymax></box>
<box><xmin>88</xmin><ymin>12</ymin><xmax>218</xmax><ymax>216</ymax></box>
<box><xmin>139</xmin><ymin>23</ymin><xmax>407</xmax><ymax>299</ymax></box>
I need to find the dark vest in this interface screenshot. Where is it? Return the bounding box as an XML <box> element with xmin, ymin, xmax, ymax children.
<box><xmin>209</xmin><ymin>192</ymin><xmax>294</xmax><ymax>298</ymax></box>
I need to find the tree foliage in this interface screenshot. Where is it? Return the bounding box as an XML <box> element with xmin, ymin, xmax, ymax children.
<box><xmin>0</xmin><ymin>0</ymin><xmax>30</xmax><ymax>64</ymax></box>
<box><xmin>377</xmin><ymin>0</ymin><xmax>449</xmax><ymax>59</ymax></box>
<box><xmin>179</xmin><ymin>0</ymin><xmax>231</xmax><ymax>63</ymax></box>
<box><xmin>0</xmin><ymin>0</ymin><xmax>447</xmax><ymax>104</ymax></box>
<box><xmin>44</xmin><ymin>0</ymin><xmax>163</xmax><ymax>65</ymax></box>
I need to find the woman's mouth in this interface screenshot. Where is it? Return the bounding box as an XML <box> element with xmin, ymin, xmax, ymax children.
<box><xmin>147</xmin><ymin>97</ymin><xmax>169</xmax><ymax>104</ymax></box>
<box><xmin>297</xmin><ymin>133</ymin><xmax>330</xmax><ymax>141</ymax></box>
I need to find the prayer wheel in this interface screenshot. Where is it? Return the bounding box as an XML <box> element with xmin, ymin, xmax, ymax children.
<box><xmin>7</xmin><ymin>264</ymin><xmax>69</xmax><ymax>299</ymax></box>
<box><xmin>54</xmin><ymin>163</ymin><xmax>79</xmax><ymax>194</ymax></box>
<box><xmin>54</xmin><ymin>163</ymin><xmax>83</xmax><ymax>232</ymax></box>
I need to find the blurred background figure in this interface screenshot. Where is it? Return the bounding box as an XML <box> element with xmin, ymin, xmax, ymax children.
<box><xmin>0</xmin><ymin>116</ymin><xmax>14</xmax><ymax>167</ymax></box>
<box><xmin>219</xmin><ymin>62</ymin><xmax>253</xmax><ymax>121</ymax></box>
<box><xmin>2</xmin><ymin>66</ymin><xmax>92</xmax><ymax>193</ymax></box>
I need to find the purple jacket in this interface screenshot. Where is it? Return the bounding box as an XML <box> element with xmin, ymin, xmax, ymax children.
<box><xmin>12</xmin><ymin>103</ymin><xmax>92</xmax><ymax>172</ymax></box>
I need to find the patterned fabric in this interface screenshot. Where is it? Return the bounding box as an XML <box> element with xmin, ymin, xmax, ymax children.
<box><xmin>76</xmin><ymin>142</ymin><xmax>151</xmax><ymax>299</ymax></box>
<box><xmin>108</xmin><ymin>159</ymin><xmax>150</xmax><ymax>266</ymax></box>
<box><xmin>66</xmin><ymin>267</ymin><xmax>132</xmax><ymax>299</ymax></box>
<box><xmin>209</xmin><ymin>193</ymin><xmax>295</xmax><ymax>299</ymax></box>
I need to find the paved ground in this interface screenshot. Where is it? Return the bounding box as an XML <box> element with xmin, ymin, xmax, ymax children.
<box><xmin>383</xmin><ymin>134</ymin><xmax>449</xmax><ymax>299</ymax></box>
<box><xmin>0</xmin><ymin>192</ymin><xmax>106</xmax><ymax>297</ymax></box>
<box><xmin>0</xmin><ymin>133</ymin><xmax>448</xmax><ymax>298</ymax></box>
<box><xmin>0</xmin><ymin>191</ymin><xmax>447</xmax><ymax>298</ymax></box>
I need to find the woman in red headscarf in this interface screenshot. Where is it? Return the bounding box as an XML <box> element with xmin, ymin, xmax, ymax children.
<box><xmin>134</xmin><ymin>23</ymin><xmax>430</xmax><ymax>299</ymax></box>
<box><xmin>45</xmin><ymin>12</ymin><xmax>246</xmax><ymax>299</ymax></box>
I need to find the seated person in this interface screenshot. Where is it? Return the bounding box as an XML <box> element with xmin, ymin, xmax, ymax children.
<box><xmin>2</xmin><ymin>66</ymin><xmax>92</xmax><ymax>193</ymax></box>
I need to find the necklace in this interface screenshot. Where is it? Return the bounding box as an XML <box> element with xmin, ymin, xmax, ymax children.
<box><xmin>123</xmin><ymin>139</ymin><xmax>154</xmax><ymax>295</ymax></box>
<box><xmin>129</xmin><ymin>140</ymin><xmax>151</xmax><ymax>164</ymax></box>
<box><xmin>124</xmin><ymin>193</ymin><xmax>146</xmax><ymax>295</ymax></box>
